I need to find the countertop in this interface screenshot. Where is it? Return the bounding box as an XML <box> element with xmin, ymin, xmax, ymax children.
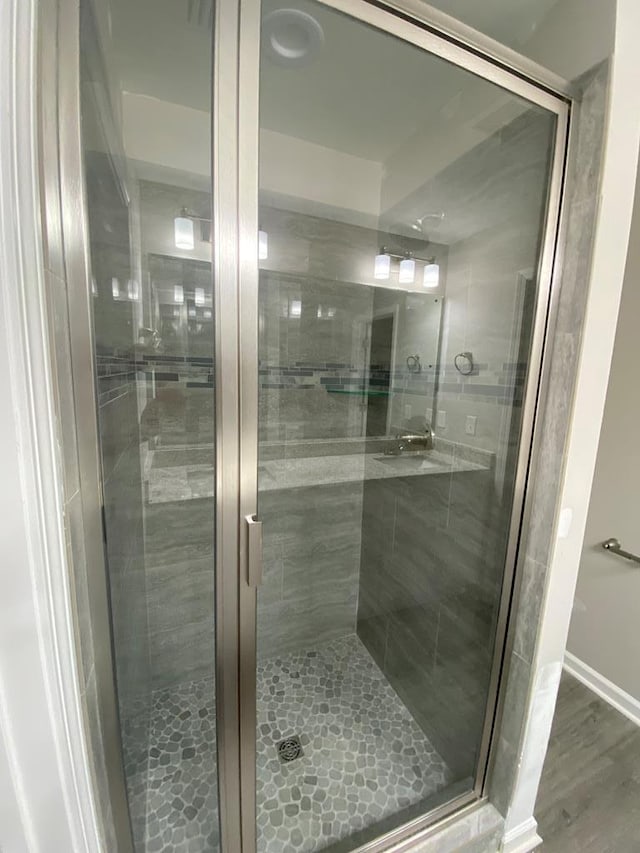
<box><xmin>145</xmin><ymin>448</ymin><xmax>485</xmax><ymax>505</ymax></box>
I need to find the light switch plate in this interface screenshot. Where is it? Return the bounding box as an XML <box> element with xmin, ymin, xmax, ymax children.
<box><xmin>437</xmin><ymin>410</ymin><xmax>446</xmax><ymax>429</ymax></box>
<box><xmin>465</xmin><ymin>415</ymin><xmax>477</xmax><ymax>436</ymax></box>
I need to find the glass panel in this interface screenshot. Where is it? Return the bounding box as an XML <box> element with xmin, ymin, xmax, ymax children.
<box><xmin>79</xmin><ymin>2</ymin><xmax>218</xmax><ymax>851</ymax></box>
<box><xmin>257</xmin><ymin>1</ymin><xmax>556</xmax><ymax>850</ymax></box>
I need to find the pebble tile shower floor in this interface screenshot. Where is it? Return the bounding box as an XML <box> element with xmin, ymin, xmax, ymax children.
<box><xmin>132</xmin><ymin>635</ymin><xmax>450</xmax><ymax>853</ymax></box>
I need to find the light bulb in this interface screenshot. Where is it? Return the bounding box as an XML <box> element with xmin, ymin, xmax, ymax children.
<box><xmin>423</xmin><ymin>262</ymin><xmax>440</xmax><ymax>288</ymax></box>
<box><xmin>258</xmin><ymin>229</ymin><xmax>268</xmax><ymax>260</ymax></box>
<box><xmin>374</xmin><ymin>253</ymin><xmax>390</xmax><ymax>280</ymax></box>
<box><xmin>111</xmin><ymin>277</ymin><xmax>120</xmax><ymax>300</ymax></box>
<box><xmin>399</xmin><ymin>258</ymin><xmax>415</xmax><ymax>284</ymax></box>
<box><xmin>174</xmin><ymin>215</ymin><xmax>195</xmax><ymax>250</ymax></box>
<box><xmin>195</xmin><ymin>287</ymin><xmax>205</xmax><ymax>306</ymax></box>
<box><xmin>174</xmin><ymin>284</ymin><xmax>184</xmax><ymax>304</ymax></box>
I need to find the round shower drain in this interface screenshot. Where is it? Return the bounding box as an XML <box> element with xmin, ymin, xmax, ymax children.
<box><xmin>277</xmin><ymin>735</ymin><xmax>303</xmax><ymax>763</ymax></box>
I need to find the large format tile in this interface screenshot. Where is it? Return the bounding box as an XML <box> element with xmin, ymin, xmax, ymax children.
<box><xmin>149</xmin><ymin>620</ymin><xmax>215</xmax><ymax>690</ymax></box>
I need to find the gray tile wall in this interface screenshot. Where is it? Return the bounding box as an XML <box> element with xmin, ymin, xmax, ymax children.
<box><xmin>356</xmin><ymin>449</ymin><xmax>502</xmax><ymax>779</ymax></box>
<box><xmin>257</xmin><ymin>481</ymin><xmax>364</xmax><ymax>658</ymax></box>
<box><xmin>356</xmin><ymin>109</ymin><xmax>557</xmax><ymax>784</ymax></box>
<box><xmin>488</xmin><ymin>62</ymin><xmax>610</xmax><ymax>829</ymax></box>
<box><xmin>434</xmin><ymin>108</ymin><xmax>557</xmax><ymax>495</ymax></box>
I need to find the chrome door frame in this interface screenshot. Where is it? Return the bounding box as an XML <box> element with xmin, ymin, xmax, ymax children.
<box><xmin>234</xmin><ymin>1</ymin><xmax>571</xmax><ymax>852</ymax></box>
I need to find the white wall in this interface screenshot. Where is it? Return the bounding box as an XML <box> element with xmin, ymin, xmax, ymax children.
<box><xmin>567</xmin><ymin>154</ymin><xmax>640</xmax><ymax>705</ymax></box>
<box><xmin>523</xmin><ymin>0</ymin><xmax>615</xmax><ymax>80</ymax></box>
<box><xmin>122</xmin><ymin>91</ymin><xmax>383</xmax><ymax>219</ymax></box>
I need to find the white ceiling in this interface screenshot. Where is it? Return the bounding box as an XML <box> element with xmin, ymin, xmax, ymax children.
<box><xmin>110</xmin><ymin>0</ymin><xmax>562</xmax><ymax>162</ymax></box>
<box><xmin>423</xmin><ymin>0</ymin><xmax>561</xmax><ymax>48</ymax></box>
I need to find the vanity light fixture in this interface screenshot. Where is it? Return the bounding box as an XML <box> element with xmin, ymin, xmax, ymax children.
<box><xmin>423</xmin><ymin>262</ymin><xmax>440</xmax><ymax>288</ymax></box>
<box><xmin>174</xmin><ymin>209</ymin><xmax>195</xmax><ymax>250</ymax></box>
<box><xmin>111</xmin><ymin>277</ymin><xmax>120</xmax><ymax>300</ymax></box>
<box><xmin>195</xmin><ymin>287</ymin><xmax>205</xmax><ymax>306</ymax></box>
<box><xmin>127</xmin><ymin>279</ymin><xmax>140</xmax><ymax>301</ymax></box>
<box><xmin>174</xmin><ymin>284</ymin><xmax>184</xmax><ymax>305</ymax></box>
<box><xmin>374</xmin><ymin>252</ymin><xmax>391</xmax><ymax>280</ymax></box>
<box><xmin>376</xmin><ymin>246</ymin><xmax>438</xmax><ymax>288</ymax></box>
<box><xmin>399</xmin><ymin>257</ymin><xmax>415</xmax><ymax>284</ymax></box>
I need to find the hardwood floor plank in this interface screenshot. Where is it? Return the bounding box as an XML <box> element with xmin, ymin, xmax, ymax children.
<box><xmin>536</xmin><ymin>672</ymin><xmax>640</xmax><ymax>852</ymax></box>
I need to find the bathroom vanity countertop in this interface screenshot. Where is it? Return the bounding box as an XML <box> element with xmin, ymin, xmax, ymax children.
<box><xmin>146</xmin><ymin>449</ymin><xmax>486</xmax><ymax>504</ymax></box>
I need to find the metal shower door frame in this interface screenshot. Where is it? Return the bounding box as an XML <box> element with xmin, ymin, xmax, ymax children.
<box><xmin>227</xmin><ymin>2</ymin><xmax>572</xmax><ymax>853</ymax></box>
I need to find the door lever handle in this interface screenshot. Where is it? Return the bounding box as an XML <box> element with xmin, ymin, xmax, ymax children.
<box><xmin>245</xmin><ymin>514</ymin><xmax>263</xmax><ymax>587</ymax></box>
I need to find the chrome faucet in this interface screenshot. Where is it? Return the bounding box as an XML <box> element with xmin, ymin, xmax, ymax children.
<box><xmin>385</xmin><ymin>421</ymin><xmax>435</xmax><ymax>455</ymax></box>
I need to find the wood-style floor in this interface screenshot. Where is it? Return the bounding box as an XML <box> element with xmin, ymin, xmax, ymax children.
<box><xmin>536</xmin><ymin>672</ymin><xmax>640</xmax><ymax>852</ymax></box>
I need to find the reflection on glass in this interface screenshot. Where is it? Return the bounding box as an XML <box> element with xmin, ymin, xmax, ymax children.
<box><xmin>79</xmin><ymin>0</ymin><xmax>219</xmax><ymax>850</ymax></box>
<box><xmin>256</xmin><ymin>0</ymin><xmax>556</xmax><ymax>849</ymax></box>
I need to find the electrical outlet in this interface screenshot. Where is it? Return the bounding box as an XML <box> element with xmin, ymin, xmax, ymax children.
<box><xmin>404</xmin><ymin>404</ymin><xmax>412</xmax><ymax>419</ymax></box>
<box><xmin>465</xmin><ymin>415</ymin><xmax>477</xmax><ymax>436</ymax></box>
<box><xmin>437</xmin><ymin>410</ymin><xmax>446</xmax><ymax>429</ymax></box>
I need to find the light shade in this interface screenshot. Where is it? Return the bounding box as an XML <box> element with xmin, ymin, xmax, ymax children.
<box><xmin>127</xmin><ymin>279</ymin><xmax>139</xmax><ymax>301</ymax></box>
<box><xmin>174</xmin><ymin>284</ymin><xmax>184</xmax><ymax>304</ymax></box>
<box><xmin>258</xmin><ymin>229</ymin><xmax>268</xmax><ymax>260</ymax></box>
<box><xmin>399</xmin><ymin>257</ymin><xmax>415</xmax><ymax>284</ymax></box>
<box><xmin>195</xmin><ymin>287</ymin><xmax>205</xmax><ymax>306</ymax></box>
<box><xmin>174</xmin><ymin>215</ymin><xmax>195</xmax><ymax>250</ymax></box>
<box><xmin>111</xmin><ymin>277</ymin><xmax>120</xmax><ymax>300</ymax></box>
<box><xmin>423</xmin><ymin>262</ymin><xmax>440</xmax><ymax>288</ymax></box>
<box><xmin>374</xmin><ymin>253</ymin><xmax>390</xmax><ymax>280</ymax></box>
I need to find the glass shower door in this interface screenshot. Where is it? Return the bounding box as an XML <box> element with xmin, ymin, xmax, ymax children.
<box><xmin>249</xmin><ymin>1</ymin><xmax>566</xmax><ymax>850</ymax></box>
<box><xmin>79</xmin><ymin>1</ymin><xmax>220</xmax><ymax>850</ymax></box>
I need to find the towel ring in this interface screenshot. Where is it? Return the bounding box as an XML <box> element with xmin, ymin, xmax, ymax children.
<box><xmin>454</xmin><ymin>351</ymin><xmax>474</xmax><ymax>375</ymax></box>
<box><xmin>406</xmin><ymin>354</ymin><xmax>421</xmax><ymax>373</ymax></box>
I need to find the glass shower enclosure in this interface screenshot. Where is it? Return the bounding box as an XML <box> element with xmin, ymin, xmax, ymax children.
<box><xmin>75</xmin><ymin>0</ymin><xmax>568</xmax><ymax>850</ymax></box>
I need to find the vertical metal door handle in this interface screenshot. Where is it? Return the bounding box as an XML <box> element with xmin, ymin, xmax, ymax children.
<box><xmin>245</xmin><ymin>514</ymin><xmax>263</xmax><ymax>587</ymax></box>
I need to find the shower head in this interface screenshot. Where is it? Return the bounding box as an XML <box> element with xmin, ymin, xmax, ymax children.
<box><xmin>410</xmin><ymin>212</ymin><xmax>445</xmax><ymax>235</ymax></box>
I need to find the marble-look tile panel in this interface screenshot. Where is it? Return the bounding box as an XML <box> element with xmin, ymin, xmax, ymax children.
<box><xmin>146</xmin><ymin>557</ymin><xmax>214</xmax><ymax>638</ymax></box>
<box><xmin>149</xmin><ymin>620</ymin><xmax>215</xmax><ymax>691</ymax></box>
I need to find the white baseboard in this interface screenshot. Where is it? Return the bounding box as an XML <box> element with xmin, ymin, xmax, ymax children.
<box><xmin>501</xmin><ymin>817</ymin><xmax>542</xmax><ymax>853</ymax></box>
<box><xmin>564</xmin><ymin>652</ymin><xmax>640</xmax><ymax>727</ymax></box>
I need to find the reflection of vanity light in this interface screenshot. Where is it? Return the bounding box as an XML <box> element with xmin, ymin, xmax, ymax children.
<box><xmin>399</xmin><ymin>257</ymin><xmax>415</xmax><ymax>284</ymax></box>
<box><xmin>258</xmin><ymin>229</ymin><xmax>268</xmax><ymax>260</ymax></box>
<box><xmin>174</xmin><ymin>284</ymin><xmax>184</xmax><ymax>304</ymax></box>
<box><xmin>91</xmin><ymin>276</ymin><xmax>98</xmax><ymax>297</ymax></box>
<box><xmin>111</xmin><ymin>277</ymin><xmax>120</xmax><ymax>300</ymax></box>
<box><xmin>289</xmin><ymin>299</ymin><xmax>302</xmax><ymax>318</ymax></box>
<box><xmin>188</xmin><ymin>306</ymin><xmax>196</xmax><ymax>318</ymax></box>
<box><xmin>423</xmin><ymin>262</ymin><xmax>440</xmax><ymax>288</ymax></box>
<box><xmin>195</xmin><ymin>287</ymin><xmax>205</xmax><ymax>306</ymax></box>
<box><xmin>374</xmin><ymin>253</ymin><xmax>391</xmax><ymax>280</ymax></box>
<box><xmin>127</xmin><ymin>279</ymin><xmax>140</xmax><ymax>301</ymax></box>
<box><xmin>174</xmin><ymin>212</ymin><xmax>195</xmax><ymax>250</ymax></box>
<box><xmin>203</xmin><ymin>309</ymin><xmax>212</xmax><ymax>319</ymax></box>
